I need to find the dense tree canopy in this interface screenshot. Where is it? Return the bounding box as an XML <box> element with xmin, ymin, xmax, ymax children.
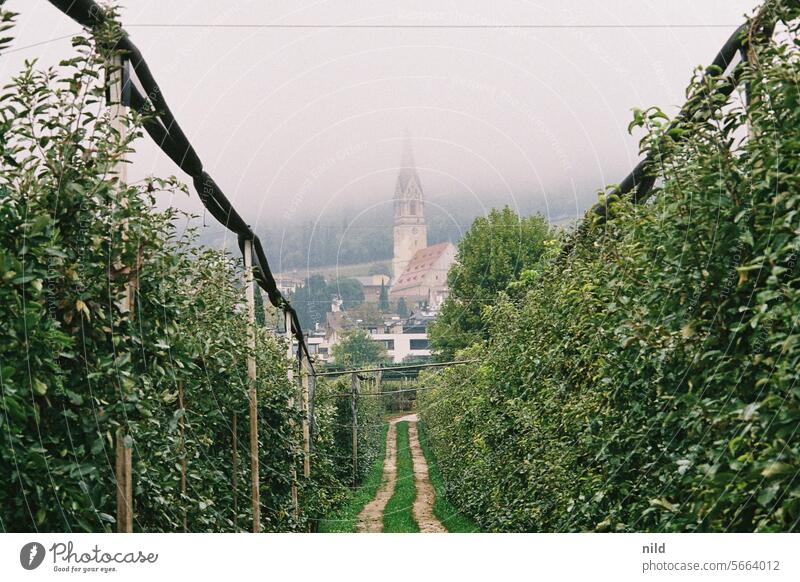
<box><xmin>429</xmin><ymin>207</ymin><xmax>553</xmax><ymax>359</ymax></box>
<box><xmin>290</xmin><ymin>275</ymin><xmax>330</xmax><ymax>330</ymax></box>
<box><xmin>291</xmin><ymin>275</ymin><xmax>364</xmax><ymax>330</ymax></box>
<box><xmin>331</xmin><ymin>329</ymin><xmax>388</xmax><ymax>368</ymax></box>
<box><xmin>333</xmin><ymin>278</ymin><xmax>365</xmax><ymax>310</ymax></box>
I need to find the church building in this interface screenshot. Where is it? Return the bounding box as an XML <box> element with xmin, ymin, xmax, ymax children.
<box><xmin>390</xmin><ymin>139</ymin><xmax>456</xmax><ymax>309</ymax></box>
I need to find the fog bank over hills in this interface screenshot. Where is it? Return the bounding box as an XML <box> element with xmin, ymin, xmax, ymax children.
<box><xmin>194</xmin><ymin>183</ymin><xmax>593</xmax><ymax>273</ymax></box>
<box><xmin>5</xmin><ymin>0</ymin><xmax>756</xmax><ymax>272</ymax></box>
<box><xmin>4</xmin><ymin>1</ymin><xmax>755</xmax><ymax>250</ymax></box>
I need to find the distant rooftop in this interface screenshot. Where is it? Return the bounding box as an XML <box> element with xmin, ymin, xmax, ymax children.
<box><xmin>392</xmin><ymin>242</ymin><xmax>454</xmax><ymax>290</ymax></box>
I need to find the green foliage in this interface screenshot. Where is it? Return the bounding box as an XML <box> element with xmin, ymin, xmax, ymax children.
<box><xmin>290</xmin><ymin>275</ymin><xmax>364</xmax><ymax>330</ymax></box>
<box><xmin>383</xmin><ymin>422</ymin><xmax>419</xmax><ymax>532</ymax></box>
<box><xmin>318</xmin><ymin>375</ymin><xmax>385</xmax><ymax>484</ymax></box>
<box><xmin>317</xmin><ymin>424</ymin><xmax>388</xmax><ymax>532</ymax></box>
<box><xmin>0</xmin><ymin>1</ymin><xmax>14</xmax><ymax>55</ymax></box>
<box><xmin>396</xmin><ymin>297</ymin><xmax>409</xmax><ymax>318</ymax></box>
<box><xmin>421</xmin><ymin>6</ymin><xmax>800</xmax><ymax>532</ymax></box>
<box><xmin>253</xmin><ymin>282</ymin><xmax>267</xmax><ymax>326</ymax></box>
<box><xmin>379</xmin><ymin>378</ymin><xmax>417</xmax><ymax>413</ymax></box>
<box><xmin>332</xmin><ymin>328</ymin><xmax>388</xmax><ymax>368</ymax></box>
<box><xmin>0</xmin><ymin>24</ymin><xmax>344</xmax><ymax>532</ymax></box>
<box><xmin>417</xmin><ymin>422</ymin><xmax>479</xmax><ymax>532</ymax></box>
<box><xmin>378</xmin><ymin>281</ymin><xmax>389</xmax><ymax>312</ymax></box>
<box><xmin>429</xmin><ymin>207</ymin><xmax>553</xmax><ymax>359</ymax></box>
<box><xmin>290</xmin><ymin>274</ymin><xmax>330</xmax><ymax>330</ymax></box>
<box><xmin>315</xmin><ymin>374</ymin><xmax>386</xmax><ymax>530</ymax></box>
<box><xmin>335</xmin><ymin>278</ymin><xmax>365</xmax><ymax>311</ymax></box>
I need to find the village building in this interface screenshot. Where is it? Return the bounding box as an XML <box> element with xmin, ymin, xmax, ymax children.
<box><xmin>298</xmin><ymin>140</ymin><xmax>456</xmax><ymax>365</ymax></box>
<box><xmin>274</xmin><ymin>274</ymin><xmax>304</xmax><ymax>296</ymax></box>
<box><xmin>313</xmin><ymin>298</ymin><xmax>435</xmax><ymax>364</ymax></box>
<box><xmin>390</xmin><ymin>242</ymin><xmax>456</xmax><ymax>309</ymax></box>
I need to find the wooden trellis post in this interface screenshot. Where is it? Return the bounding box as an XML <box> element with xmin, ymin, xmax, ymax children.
<box><xmin>286</xmin><ymin>311</ymin><xmax>299</xmax><ymax>517</ymax></box>
<box><xmin>308</xmin><ymin>371</ymin><xmax>317</xmax><ymax>450</ymax></box>
<box><xmin>178</xmin><ymin>381</ymin><xmax>187</xmax><ymax>532</ymax></box>
<box><xmin>351</xmin><ymin>372</ymin><xmax>359</xmax><ymax>486</ymax></box>
<box><xmin>115</xmin><ymin>427</ymin><xmax>132</xmax><ymax>533</ymax></box>
<box><xmin>244</xmin><ymin>239</ymin><xmax>260</xmax><ymax>533</ymax></box>
<box><xmin>232</xmin><ymin>412</ymin><xmax>238</xmax><ymax>529</ymax></box>
<box><xmin>109</xmin><ymin>53</ymin><xmax>134</xmax><ymax>534</ymax></box>
<box><xmin>108</xmin><ymin>56</ymin><xmax>135</xmax><ymax>314</ymax></box>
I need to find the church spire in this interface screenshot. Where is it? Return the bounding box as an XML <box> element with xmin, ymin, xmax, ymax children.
<box><xmin>394</xmin><ymin>135</ymin><xmax>423</xmax><ymax>200</ymax></box>
<box><xmin>392</xmin><ymin>135</ymin><xmax>427</xmax><ymax>281</ymax></box>
<box><xmin>401</xmin><ymin>133</ymin><xmax>415</xmax><ymax>170</ymax></box>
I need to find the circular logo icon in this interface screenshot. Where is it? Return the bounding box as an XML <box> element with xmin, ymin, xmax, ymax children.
<box><xmin>20</xmin><ymin>542</ymin><xmax>46</xmax><ymax>570</ymax></box>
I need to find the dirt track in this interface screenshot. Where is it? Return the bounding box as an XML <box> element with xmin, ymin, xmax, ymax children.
<box><xmin>356</xmin><ymin>414</ymin><xmax>445</xmax><ymax>533</ymax></box>
<box><xmin>356</xmin><ymin>422</ymin><xmax>398</xmax><ymax>532</ymax></box>
<box><xmin>407</xmin><ymin>421</ymin><xmax>446</xmax><ymax>532</ymax></box>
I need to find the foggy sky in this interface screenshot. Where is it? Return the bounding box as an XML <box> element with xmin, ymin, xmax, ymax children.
<box><xmin>3</xmin><ymin>0</ymin><xmax>758</xmax><ymax>230</ymax></box>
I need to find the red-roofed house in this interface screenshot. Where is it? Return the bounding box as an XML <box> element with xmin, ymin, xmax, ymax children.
<box><xmin>390</xmin><ymin>242</ymin><xmax>456</xmax><ymax>308</ymax></box>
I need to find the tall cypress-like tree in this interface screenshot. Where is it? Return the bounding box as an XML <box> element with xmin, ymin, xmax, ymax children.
<box><xmin>396</xmin><ymin>297</ymin><xmax>409</xmax><ymax>318</ymax></box>
<box><xmin>378</xmin><ymin>281</ymin><xmax>389</xmax><ymax>312</ymax></box>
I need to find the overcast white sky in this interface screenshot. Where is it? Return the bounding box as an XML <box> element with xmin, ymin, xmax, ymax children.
<box><xmin>3</xmin><ymin>0</ymin><xmax>759</xmax><ymax>228</ymax></box>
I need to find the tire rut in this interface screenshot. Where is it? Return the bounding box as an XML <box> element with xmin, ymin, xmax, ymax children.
<box><xmin>356</xmin><ymin>422</ymin><xmax>397</xmax><ymax>532</ymax></box>
<box><xmin>408</xmin><ymin>421</ymin><xmax>446</xmax><ymax>533</ymax></box>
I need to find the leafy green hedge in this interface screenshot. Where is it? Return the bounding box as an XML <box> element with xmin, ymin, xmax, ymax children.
<box><xmin>420</xmin><ymin>4</ymin><xmax>800</xmax><ymax>532</ymax></box>
<box><xmin>316</xmin><ymin>375</ymin><xmax>385</xmax><ymax>487</ymax></box>
<box><xmin>0</xmin><ymin>17</ymin><xmax>346</xmax><ymax>532</ymax></box>
<box><xmin>417</xmin><ymin>422</ymin><xmax>479</xmax><ymax>532</ymax></box>
<box><xmin>311</xmin><ymin>375</ymin><xmax>385</xmax><ymax>530</ymax></box>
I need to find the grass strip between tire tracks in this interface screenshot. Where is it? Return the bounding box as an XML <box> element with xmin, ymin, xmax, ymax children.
<box><xmin>383</xmin><ymin>421</ymin><xmax>419</xmax><ymax>532</ymax></box>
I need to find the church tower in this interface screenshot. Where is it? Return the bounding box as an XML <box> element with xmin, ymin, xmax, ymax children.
<box><xmin>392</xmin><ymin>138</ymin><xmax>427</xmax><ymax>281</ymax></box>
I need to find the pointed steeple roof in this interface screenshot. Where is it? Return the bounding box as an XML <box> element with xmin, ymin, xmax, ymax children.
<box><xmin>394</xmin><ymin>136</ymin><xmax>423</xmax><ymax>199</ymax></box>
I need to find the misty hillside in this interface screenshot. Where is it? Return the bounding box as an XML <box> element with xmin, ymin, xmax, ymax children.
<box><xmin>196</xmin><ymin>189</ymin><xmax>591</xmax><ymax>272</ymax></box>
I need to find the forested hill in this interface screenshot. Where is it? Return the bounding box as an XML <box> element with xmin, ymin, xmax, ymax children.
<box><xmin>196</xmin><ymin>190</ymin><xmax>588</xmax><ymax>271</ymax></box>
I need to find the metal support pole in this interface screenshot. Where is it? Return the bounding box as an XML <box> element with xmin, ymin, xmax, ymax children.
<box><xmin>300</xmin><ymin>351</ymin><xmax>311</xmax><ymax>479</ymax></box>
<box><xmin>351</xmin><ymin>372</ymin><xmax>359</xmax><ymax>486</ymax></box>
<box><xmin>308</xmin><ymin>373</ymin><xmax>317</xmax><ymax>450</ymax></box>
<box><xmin>286</xmin><ymin>311</ymin><xmax>299</xmax><ymax>517</ymax></box>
